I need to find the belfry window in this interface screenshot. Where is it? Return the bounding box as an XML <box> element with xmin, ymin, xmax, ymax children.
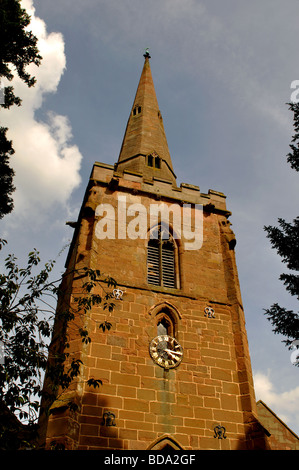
<box><xmin>147</xmin><ymin>153</ymin><xmax>161</xmax><ymax>169</ymax></box>
<box><xmin>147</xmin><ymin>225</ymin><xmax>177</xmax><ymax>289</ymax></box>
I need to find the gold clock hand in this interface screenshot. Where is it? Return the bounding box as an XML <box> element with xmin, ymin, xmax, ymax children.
<box><xmin>164</xmin><ymin>348</ymin><xmax>183</xmax><ymax>357</ymax></box>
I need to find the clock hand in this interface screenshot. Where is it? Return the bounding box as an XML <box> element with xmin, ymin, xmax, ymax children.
<box><xmin>164</xmin><ymin>348</ymin><xmax>183</xmax><ymax>357</ymax></box>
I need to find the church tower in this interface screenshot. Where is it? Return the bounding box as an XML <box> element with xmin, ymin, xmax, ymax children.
<box><xmin>42</xmin><ymin>52</ymin><xmax>270</xmax><ymax>450</ymax></box>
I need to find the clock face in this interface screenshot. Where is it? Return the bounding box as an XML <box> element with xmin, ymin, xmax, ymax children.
<box><xmin>149</xmin><ymin>335</ymin><xmax>183</xmax><ymax>369</ymax></box>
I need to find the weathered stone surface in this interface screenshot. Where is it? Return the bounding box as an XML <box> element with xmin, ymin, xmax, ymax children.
<box><xmin>257</xmin><ymin>400</ymin><xmax>299</xmax><ymax>450</ymax></box>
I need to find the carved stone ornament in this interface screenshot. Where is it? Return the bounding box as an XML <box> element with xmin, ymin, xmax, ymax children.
<box><xmin>113</xmin><ymin>288</ymin><xmax>124</xmax><ymax>300</ymax></box>
<box><xmin>102</xmin><ymin>411</ymin><xmax>116</xmax><ymax>427</ymax></box>
<box><xmin>214</xmin><ymin>424</ymin><xmax>226</xmax><ymax>439</ymax></box>
<box><xmin>204</xmin><ymin>306</ymin><xmax>215</xmax><ymax>318</ymax></box>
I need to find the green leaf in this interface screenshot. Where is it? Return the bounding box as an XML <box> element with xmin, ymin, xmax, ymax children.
<box><xmin>86</xmin><ymin>378</ymin><xmax>102</xmax><ymax>388</ymax></box>
<box><xmin>99</xmin><ymin>321</ymin><xmax>112</xmax><ymax>332</ymax></box>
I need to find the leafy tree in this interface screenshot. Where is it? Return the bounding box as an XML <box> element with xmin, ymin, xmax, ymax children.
<box><xmin>0</xmin><ymin>128</ymin><xmax>15</xmax><ymax>218</ymax></box>
<box><xmin>264</xmin><ymin>102</ymin><xmax>299</xmax><ymax>361</ymax></box>
<box><xmin>0</xmin><ymin>243</ymin><xmax>116</xmax><ymax>449</ymax></box>
<box><xmin>0</xmin><ymin>0</ymin><xmax>42</xmax><ymax>218</ymax></box>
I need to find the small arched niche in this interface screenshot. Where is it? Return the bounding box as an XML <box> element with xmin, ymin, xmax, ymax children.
<box><xmin>148</xmin><ymin>301</ymin><xmax>181</xmax><ymax>340</ymax></box>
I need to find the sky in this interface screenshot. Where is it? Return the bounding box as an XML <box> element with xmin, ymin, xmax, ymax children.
<box><xmin>1</xmin><ymin>0</ymin><xmax>299</xmax><ymax>437</ymax></box>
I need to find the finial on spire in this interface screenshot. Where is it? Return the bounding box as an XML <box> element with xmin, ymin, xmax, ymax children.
<box><xmin>143</xmin><ymin>48</ymin><xmax>151</xmax><ymax>59</ymax></box>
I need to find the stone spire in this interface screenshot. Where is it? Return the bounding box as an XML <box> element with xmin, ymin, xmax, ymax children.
<box><xmin>115</xmin><ymin>51</ymin><xmax>176</xmax><ymax>185</ymax></box>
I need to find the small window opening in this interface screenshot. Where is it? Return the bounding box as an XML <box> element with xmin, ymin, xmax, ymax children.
<box><xmin>147</xmin><ymin>154</ymin><xmax>161</xmax><ymax>169</ymax></box>
<box><xmin>132</xmin><ymin>105</ymin><xmax>142</xmax><ymax>116</ymax></box>
<box><xmin>147</xmin><ymin>155</ymin><xmax>153</xmax><ymax>167</ymax></box>
<box><xmin>157</xmin><ymin>318</ymin><xmax>169</xmax><ymax>336</ymax></box>
<box><xmin>156</xmin><ymin>311</ymin><xmax>175</xmax><ymax>337</ymax></box>
<box><xmin>155</xmin><ymin>157</ymin><xmax>161</xmax><ymax>169</ymax></box>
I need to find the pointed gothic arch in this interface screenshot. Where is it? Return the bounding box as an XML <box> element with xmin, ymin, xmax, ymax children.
<box><xmin>148</xmin><ymin>301</ymin><xmax>181</xmax><ymax>340</ymax></box>
<box><xmin>148</xmin><ymin>301</ymin><xmax>182</xmax><ymax>320</ymax></box>
<box><xmin>147</xmin><ymin>435</ymin><xmax>184</xmax><ymax>450</ymax></box>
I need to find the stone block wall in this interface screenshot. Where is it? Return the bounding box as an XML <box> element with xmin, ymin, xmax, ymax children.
<box><xmin>256</xmin><ymin>401</ymin><xmax>299</xmax><ymax>450</ymax></box>
<box><xmin>43</xmin><ymin>166</ymin><xmax>269</xmax><ymax>450</ymax></box>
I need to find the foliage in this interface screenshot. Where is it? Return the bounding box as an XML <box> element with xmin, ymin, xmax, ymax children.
<box><xmin>287</xmin><ymin>102</ymin><xmax>299</xmax><ymax>172</ymax></box>
<box><xmin>0</xmin><ymin>244</ymin><xmax>117</xmax><ymax>449</ymax></box>
<box><xmin>0</xmin><ymin>0</ymin><xmax>42</xmax><ymax>218</ymax></box>
<box><xmin>264</xmin><ymin>102</ymin><xmax>299</xmax><ymax>358</ymax></box>
<box><xmin>0</xmin><ymin>0</ymin><xmax>42</xmax><ymax>105</ymax></box>
<box><xmin>0</xmin><ymin>128</ymin><xmax>15</xmax><ymax>218</ymax></box>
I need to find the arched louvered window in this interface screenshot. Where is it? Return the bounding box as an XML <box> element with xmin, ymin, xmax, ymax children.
<box><xmin>147</xmin><ymin>225</ymin><xmax>177</xmax><ymax>289</ymax></box>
